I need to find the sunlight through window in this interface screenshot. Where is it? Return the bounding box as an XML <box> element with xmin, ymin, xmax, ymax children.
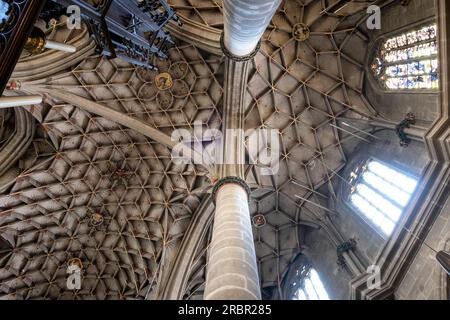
<box><xmin>295</xmin><ymin>269</ymin><xmax>329</xmax><ymax>300</ymax></box>
<box><xmin>350</xmin><ymin>160</ymin><xmax>418</xmax><ymax>236</ymax></box>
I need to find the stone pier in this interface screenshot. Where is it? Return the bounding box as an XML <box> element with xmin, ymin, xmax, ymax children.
<box><xmin>204</xmin><ymin>179</ymin><xmax>261</xmax><ymax>300</ymax></box>
<box><xmin>223</xmin><ymin>0</ymin><xmax>282</xmax><ymax>57</ymax></box>
<box><xmin>204</xmin><ymin>0</ymin><xmax>281</xmax><ymax>300</ymax></box>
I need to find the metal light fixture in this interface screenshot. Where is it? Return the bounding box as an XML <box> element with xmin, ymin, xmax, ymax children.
<box><xmin>24</xmin><ymin>27</ymin><xmax>76</xmax><ymax>54</ymax></box>
<box><xmin>0</xmin><ymin>96</ymin><xmax>43</xmax><ymax>109</ymax></box>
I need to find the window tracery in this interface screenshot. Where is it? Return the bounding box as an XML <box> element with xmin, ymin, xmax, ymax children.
<box><xmin>348</xmin><ymin>159</ymin><xmax>418</xmax><ymax>236</ymax></box>
<box><xmin>371</xmin><ymin>24</ymin><xmax>438</xmax><ymax>90</ymax></box>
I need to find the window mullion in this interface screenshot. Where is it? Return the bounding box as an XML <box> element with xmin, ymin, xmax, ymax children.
<box><xmin>383</xmin><ymin>39</ymin><xmax>436</xmax><ymax>53</ymax></box>
<box><xmin>373</xmin><ymin>24</ymin><xmax>438</xmax><ymax>90</ymax></box>
<box><xmin>359</xmin><ymin>183</ymin><xmax>403</xmax><ymax>213</ymax></box>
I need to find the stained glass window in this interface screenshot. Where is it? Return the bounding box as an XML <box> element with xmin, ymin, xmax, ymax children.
<box><xmin>371</xmin><ymin>24</ymin><xmax>439</xmax><ymax>90</ymax></box>
<box><xmin>0</xmin><ymin>1</ymin><xmax>10</xmax><ymax>24</ymax></box>
<box><xmin>349</xmin><ymin>160</ymin><xmax>418</xmax><ymax>236</ymax></box>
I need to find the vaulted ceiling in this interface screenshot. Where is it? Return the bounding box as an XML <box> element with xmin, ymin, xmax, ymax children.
<box><xmin>238</xmin><ymin>0</ymin><xmax>374</xmax><ymax>295</ymax></box>
<box><xmin>0</xmin><ymin>0</ymin><xmax>388</xmax><ymax>300</ymax></box>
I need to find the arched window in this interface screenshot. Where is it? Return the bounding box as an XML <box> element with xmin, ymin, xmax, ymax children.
<box><xmin>282</xmin><ymin>254</ymin><xmax>330</xmax><ymax>300</ymax></box>
<box><xmin>293</xmin><ymin>268</ymin><xmax>330</xmax><ymax>300</ymax></box>
<box><xmin>348</xmin><ymin>159</ymin><xmax>418</xmax><ymax>236</ymax></box>
<box><xmin>371</xmin><ymin>24</ymin><xmax>438</xmax><ymax>90</ymax></box>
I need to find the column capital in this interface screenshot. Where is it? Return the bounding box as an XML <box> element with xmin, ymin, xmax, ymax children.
<box><xmin>220</xmin><ymin>32</ymin><xmax>261</xmax><ymax>62</ymax></box>
<box><xmin>211</xmin><ymin>176</ymin><xmax>251</xmax><ymax>204</ymax></box>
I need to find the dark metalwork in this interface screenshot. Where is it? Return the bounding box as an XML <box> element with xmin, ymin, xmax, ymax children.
<box><xmin>0</xmin><ymin>0</ymin><xmax>47</xmax><ymax>96</ymax></box>
<box><xmin>39</xmin><ymin>1</ymin><xmax>67</xmax><ymax>22</ymax></box>
<box><xmin>396</xmin><ymin>113</ymin><xmax>416</xmax><ymax>147</ymax></box>
<box><xmin>336</xmin><ymin>238</ymin><xmax>357</xmax><ymax>269</ymax></box>
<box><xmin>274</xmin><ymin>253</ymin><xmax>312</xmax><ymax>300</ymax></box>
<box><xmin>50</xmin><ymin>0</ymin><xmax>180</xmax><ymax>69</ymax></box>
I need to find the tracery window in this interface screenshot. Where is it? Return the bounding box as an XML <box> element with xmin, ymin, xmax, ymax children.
<box><xmin>371</xmin><ymin>24</ymin><xmax>439</xmax><ymax>90</ymax></box>
<box><xmin>294</xmin><ymin>268</ymin><xmax>329</xmax><ymax>300</ymax></box>
<box><xmin>348</xmin><ymin>159</ymin><xmax>418</xmax><ymax>236</ymax></box>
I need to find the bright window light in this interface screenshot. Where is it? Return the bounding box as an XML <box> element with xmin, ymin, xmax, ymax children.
<box><xmin>295</xmin><ymin>269</ymin><xmax>329</xmax><ymax>300</ymax></box>
<box><xmin>371</xmin><ymin>24</ymin><xmax>438</xmax><ymax>90</ymax></box>
<box><xmin>350</xmin><ymin>160</ymin><xmax>418</xmax><ymax>236</ymax></box>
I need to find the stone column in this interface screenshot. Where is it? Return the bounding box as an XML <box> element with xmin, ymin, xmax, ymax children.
<box><xmin>223</xmin><ymin>0</ymin><xmax>281</xmax><ymax>56</ymax></box>
<box><xmin>204</xmin><ymin>178</ymin><xmax>261</xmax><ymax>300</ymax></box>
<box><xmin>218</xmin><ymin>59</ymin><xmax>249</xmax><ymax>178</ymax></box>
<box><xmin>204</xmin><ymin>59</ymin><xmax>261</xmax><ymax>300</ymax></box>
<box><xmin>204</xmin><ymin>0</ymin><xmax>282</xmax><ymax>301</ymax></box>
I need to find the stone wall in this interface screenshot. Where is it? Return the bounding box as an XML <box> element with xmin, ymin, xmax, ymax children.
<box><xmin>375</xmin><ymin>0</ymin><xmax>437</xmax><ymax>38</ymax></box>
<box><xmin>364</xmin><ymin>0</ymin><xmax>439</xmax><ymax>124</ymax></box>
<box><xmin>395</xmin><ymin>194</ymin><xmax>450</xmax><ymax>300</ymax></box>
<box><xmin>333</xmin><ymin>129</ymin><xmax>429</xmax><ymax>266</ymax></box>
<box><xmin>304</xmin><ymin>227</ymin><xmax>352</xmax><ymax>300</ymax></box>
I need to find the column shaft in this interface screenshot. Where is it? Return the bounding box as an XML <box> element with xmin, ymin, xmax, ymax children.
<box><xmin>204</xmin><ymin>183</ymin><xmax>261</xmax><ymax>300</ymax></box>
<box><xmin>203</xmin><ymin>0</ymin><xmax>282</xmax><ymax>301</ymax></box>
<box><xmin>219</xmin><ymin>59</ymin><xmax>250</xmax><ymax>178</ymax></box>
<box><xmin>223</xmin><ymin>0</ymin><xmax>281</xmax><ymax>56</ymax></box>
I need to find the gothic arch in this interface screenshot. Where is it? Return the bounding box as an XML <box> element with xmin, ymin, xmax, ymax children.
<box><xmin>366</xmin><ymin>16</ymin><xmax>437</xmax><ymax>93</ymax></box>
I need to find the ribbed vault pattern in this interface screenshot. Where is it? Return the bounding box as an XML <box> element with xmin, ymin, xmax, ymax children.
<box><xmin>244</xmin><ymin>0</ymin><xmax>375</xmax><ymax>295</ymax></box>
<box><xmin>41</xmin><ymin>43</ymin><xmax>224</xmax><ymax>138</ymax></box>
<box><xmin>168</xmin><ymin>0</ymin><xmax>374</xmax><ymax>34</ymax></box>
<box><xmin>0</xmin><ymin>0</ymin><xmax>379</xmax><ymax>300</ymax></box>
<box><xmin>169</xmin><ymin>0</ymin><xmax>223</xmax><ymax>28</ymax></box>
<box><xmin>0</xmin><ymin>23</ymin><xmax>221</xmax><ymax>298</ymax></box>
<box><xmin>0</xmin><ymin>103</ymin><xmax>209</xmax><ymax>299</ymax></box>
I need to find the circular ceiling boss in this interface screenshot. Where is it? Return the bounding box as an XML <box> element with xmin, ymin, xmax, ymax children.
<box><xmin>252</xmin><ymin>214</ymin><xmax>267</xmax><ymax>228</ymax></box>
<box><xmin>155</xmin><ymin>72</ymin><xmax>174</xmax><ymax>91</ymax></box>
<box><xmin>89</xmin><ymin>213</ymin><xmax>104</xmax><ymax>227</ymax></box>
<box><xmin>293</xmin><ymin>23</ymin><xmax>310</xmax><ymax>42</ymax></box>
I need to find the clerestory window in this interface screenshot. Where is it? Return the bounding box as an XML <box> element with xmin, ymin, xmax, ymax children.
<box><xmin>349</xmin><ymin>159</ymin><xmax>418</xmax><ymax>236</ymax></box>
<box><xmin>293</xmin><ymin>267</ymin><xmax>329</xmax><ymax>300</ymax></box>
<box><xmin>371</xmin><ymin>24</ymin><xmax>439</xmax><ymax>90</ymax></box>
